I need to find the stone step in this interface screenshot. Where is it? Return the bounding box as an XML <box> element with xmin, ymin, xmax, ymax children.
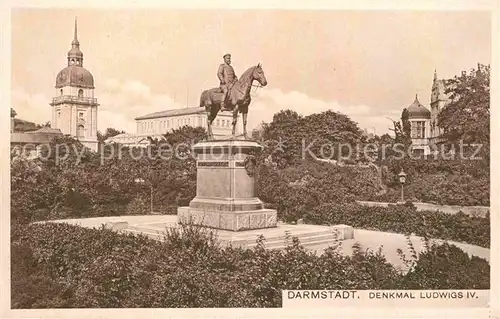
<box><xmin>228</xmin><ymin>229</ymin><xmax>334</xmax><ymax>244</ymax></box>
<box><xmin>128</xmin><ymin>224</ymin><xmax>338</xmax><ymax>242</ymax></box>
<box><xmin>127</xmin><ymin>224</ymin><xmax>167</xmax><ymax>232</ymax></box>
<box><xmin>123</xmin><ymin>224</ymin><xmax>351</xmax><ymax>252</ymax></box>
<box><xmin>219</xmin><ymin>229</ymin><xmax>335</xmax><ymax>242</ymax></box>
<box><xmin>124</xmin><ymin>228</ymin><xmax>165</xmax><ymax>241</ymax></box>
<box><xmin>263</xmin><ymin>239</ymin><xmax>340</xmax><ymax>251</ymax></box>
<box><xmin>242</xmin><ymin>233</ymin><xmax>337</xmax><ymax>249</ymax></box>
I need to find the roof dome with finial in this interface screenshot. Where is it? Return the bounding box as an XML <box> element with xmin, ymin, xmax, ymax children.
<box><xmin>407</xmin><ymin>94</ymin><xmax>431</xmax><ymax>119</ymax></box>
<box><xmin>55</xmin><ymin>18</ymin><xmax>94</xmax><ymax>89</ymax></box>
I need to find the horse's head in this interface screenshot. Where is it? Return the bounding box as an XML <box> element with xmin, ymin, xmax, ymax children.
<box><xmin>253</xmin><ymin>63</ymin><xmax>267</xmax><ymax>87</ymax></box>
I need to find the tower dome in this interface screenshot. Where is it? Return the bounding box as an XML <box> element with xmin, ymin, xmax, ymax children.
<box><xmin>55</xmin><ymin>18</ymin><xmax>94</xmax><ymax>89</ymax></box>
<box><xmin>407</xmin><ymin>94</ymin><xmax>431</xmax><ymax>119</ymax></box>
<box><xmin>55</xmin><ymin>67</ymin><xmax>94</xmax><ymax>88</ymax></box>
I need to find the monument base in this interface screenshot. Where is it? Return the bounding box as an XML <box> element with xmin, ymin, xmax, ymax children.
<box><xmin>178</xmin><ymin>207</ymin><xmax>277</xmax><ymax>231</ymax></box>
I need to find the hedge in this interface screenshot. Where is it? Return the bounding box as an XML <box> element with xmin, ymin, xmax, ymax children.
<box><xmin>11</xmin><ymin>222</ymin><xmax>489</xmax><ymax>308</ymax></box>
<box><xmin>302</xmin><ymin>203</ymin><xmax>490</xmax><ymax>248</ymax></box>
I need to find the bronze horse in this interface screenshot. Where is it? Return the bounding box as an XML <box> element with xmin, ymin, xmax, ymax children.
<box><xmin>199</xmin><ymin>64</ymin><xmax>267</xmax><ymax>140</ymax></box>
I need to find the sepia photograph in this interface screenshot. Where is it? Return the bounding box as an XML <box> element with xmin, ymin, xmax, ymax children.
<box><xmin>1</xmin><ymin>1</ymin><xmax>498</xmax><ymax>318</ymax></box>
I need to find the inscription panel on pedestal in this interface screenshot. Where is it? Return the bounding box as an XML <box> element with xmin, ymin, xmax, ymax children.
<box><xmin>197</xmin><ymin>169</ymin><xmax>231</xmax><ymax>198</ymax></box>
<box><xmin>197</xmin><ymin>161</ymin><xmax>229</xmax><ymax>167</ymax></box>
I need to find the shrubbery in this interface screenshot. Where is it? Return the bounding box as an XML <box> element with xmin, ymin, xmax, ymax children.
<box><xmin>11</xmin><ymin>123</ymin><xmax>489</xmax><ymax>225</ymax></box>
<box><xmin>254</xmin><ymin>158</ymin><xmax>489</xmax><ymax>247</ymax></box>
<box><xmin>11</xmin><ymin>222</ymin><xmax>490</xmax><ymax>308</ymax></box>
<box><xmin>302</xmin><ymin>203</ymin><xmax>490</xmax><ymax>248</ymax></box>
<box><xmin>368</xmin><ymin>157</ymin><xmax>490</xmax><ymax>206</ymax></box>
<box><xmin>10</xmin><ymin>127</ymin><xmax>204</xmax><ymax>224</ymax></box>
<box><xmin>256</xmin><ymin>160</ymin><xmax>382</xmax><ymax>221</ymax></box>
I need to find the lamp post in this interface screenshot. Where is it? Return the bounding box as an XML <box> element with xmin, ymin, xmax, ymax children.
<box><xmin>398</xmin><ymin>169</ymin><xmax>407</xmax><ymax>203</ymax></box>
<box><xmin>134</xmin><ymin>177</ymin><xmax>144</xmax><ymax>198</ymax></box>
<box><xmin>150</xmin><ymin>184</ymin><xmax>153</xmax><ymax>213</ymax></box>
<box><xmin>134</xmin><ymin>177</ymin><xmax>153</xmax><ymax>213</ymax></box>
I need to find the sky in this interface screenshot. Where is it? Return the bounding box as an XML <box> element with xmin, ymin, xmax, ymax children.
<box><xmin>10</xmin><ymin>9</ymin><xmax>491</xmax><ymax>135</ymax></box>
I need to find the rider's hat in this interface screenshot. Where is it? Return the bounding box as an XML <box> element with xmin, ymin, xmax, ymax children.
<box><xmin>223</xmin><ymin>53</ymin><xmax>231</xmax><ymax>59</ymax></box>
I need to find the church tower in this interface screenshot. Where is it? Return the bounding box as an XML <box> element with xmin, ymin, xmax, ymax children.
<box><xmin>430</xmin><ymin>69</ymin><xmax>449</xmax><ymax>139</ymax></box>
<box><xmin>50</xmin><ymin>18</ymin><xmax>99</xmax><ymax>151</ymax></box>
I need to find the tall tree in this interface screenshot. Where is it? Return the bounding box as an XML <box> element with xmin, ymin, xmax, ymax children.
<box><xmin>439</xmin><ymin>64</ymin><xmax>490</xmax><ymax>146</ymax></box>
<box><xmin>401</xmin><ymin>108</ymin><xmax>411</xmax><ymax>140</ymax></box>
<box><xmin>97</xmin><ymin>127</ymin><xmax>125</xmax><ymax>143</ymax></box>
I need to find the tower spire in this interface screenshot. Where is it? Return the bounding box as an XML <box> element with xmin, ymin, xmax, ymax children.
<box><xmin>72</xmin><ymin>17</ymin><xmax>79</xmax><ymax>46</ymax></box>
<box><xmin>67</xmin><ymin>17</ymin><xmax>83</xmax><ymax>66</ymax></box>
<box><xmin>433</xmin><ymin>69</ymin><xmax>437</xmax><ymax>81</ymax></box>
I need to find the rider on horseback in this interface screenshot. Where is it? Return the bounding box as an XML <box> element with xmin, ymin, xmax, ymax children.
<box><xmin>217</xmin><ymin>53</ymin><xmax>238</xmax><ymax>111</ymax></box>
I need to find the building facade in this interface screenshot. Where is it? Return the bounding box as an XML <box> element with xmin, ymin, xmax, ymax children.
<box><xmin>11</xmin><ymin>109</ymin><xmax>63</xmax><ymax>159</ymax></box>
<box><xmin>405</xmin><ymin>70</ymin><xmax>450</xmax><ymax>155</ymax></box>
<box><xmin>50</xmin><ymin>19</ymin><xmax>99</xmax><ymax>151</ymax></box>
<box><xmin>429</xmin><ymin>69</ymin><xmax>450</xmax><ymax>145</ymax></box>
<box><xmin>406</xmin><ymin>95</ymin><xmax>431</xmax><ymax>155</ymax></box>
<box><xmin>106</xmin><ymin>107</ymin><xmax>236</xmax><ymax>147</ymax></box>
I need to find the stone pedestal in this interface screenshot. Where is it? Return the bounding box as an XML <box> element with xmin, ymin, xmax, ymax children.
<box><xmin>177</xmin><ymin>139</ymin><xmax>277</xmax><ymax>231</ymax></box>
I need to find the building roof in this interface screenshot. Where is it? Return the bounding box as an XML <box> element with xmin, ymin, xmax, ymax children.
<box><xmin>13</xmin><ymin>118</ymin><xmax>38</xmax><ymax>132</ymax></box>
<box><xmin>135</xmin><ymin>107</ymin><xmax>206</xmax><ymax>120</ymax></box>
<box><xmin>11</xmin><ymin>127</ymin><xmax>63</xmax><ymax>144</ymax></box>
<box><xmin>407</xmin><ymin>95</ymin><xmax>431</xmax><ymax>119</ymax></box>
<box><xmin>11</xmin><ymin>133</ymin><xmax>54</xmax><ymax>144</ymax></box>
<box><xmin>26</xmin><ymin>127</ymin><xmax>63</xmax><ymax>135</ymax></box>
<box><xmin>105</xmin><ymin>133</ymin><xmax>154</xmax><ymax>146</ymax></box>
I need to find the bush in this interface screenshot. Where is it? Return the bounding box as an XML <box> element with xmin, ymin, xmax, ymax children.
<box><xmin>371</xmin><ymin>157</ymin><xmax>490</xmax><ymax>206</ymax></box>
<box><xmin>126</xmin><ymin>197</ymin><xmax>149</xmax><ymax>215</ymax></box>
<box><xmin>11</xmin><ymin>222</ymin><xmax>490</xmax><ymax>308</ymax></box>
<box><xmin>256</xmin><ymin>161</ymin><xmax>381</xmax><ymax>222</ymax></box>
<box><xmin>397</xmin><ymin>241</ymin><xmax>490</xmax><ymax>289</ymax></box>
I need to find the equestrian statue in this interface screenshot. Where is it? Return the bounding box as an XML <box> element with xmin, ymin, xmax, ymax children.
<box><xmin>199</xmin><ymin>53</ymin><xmax>267</xmax><ymax>140</ymax></box>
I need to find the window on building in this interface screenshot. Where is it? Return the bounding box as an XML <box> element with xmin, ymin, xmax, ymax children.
<box><xmin>411</xmin><ymin>121</ymin><xmax>426</xmax><ymax>139</ymax></box>
<box><xmin>77</xmin><ymin>125</ymin><xmax>85</xmax><ymax>138</ymax></box>
<box><xmin>419</xmin><ymin>121</ymin><xmax>426</xmax><ymax>138</ymax></box>
<box><xmin>78</xmin><ymin>89</ymin><xmax>83</xmax><ymax>98</ymax></box>
<box><xmin>79</xmin><ymin>112</ymin><xmax>84</xmax><ymax>119</ymax></box>
<box><xmin>57</xmin><ymin>111</ymin><xmax>61</xmax><ymax>117</ymax></box>
<box><xmin>60</xmin><ymin>89</ymin><xmax>63</xmax><ymax>96</ymax></box>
